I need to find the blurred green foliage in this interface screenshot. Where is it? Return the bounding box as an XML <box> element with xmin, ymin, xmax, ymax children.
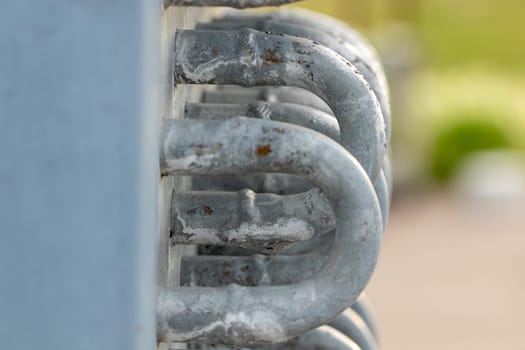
<box><xmin>418</xmin><ymin>0</ymin><xmax>525</xmax><ymax>72</ymax></box>
<box><xmin>428</xmin><ymin>111</ymin><xmax>513</xmax><ymax>183</ymax></box>
<box><xmin>295</xmin><ymin>0</ymin><xmax>525</xmax><ymax>186</ymax></box>
<box><xmin>296</xmin><ymin>0</ymin><xmax>525</xmax><ymax>72</ymax></box>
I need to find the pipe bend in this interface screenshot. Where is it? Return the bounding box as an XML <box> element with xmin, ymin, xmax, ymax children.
<box><xmin>199</xmin><ymin>19</ymin><xmax>391</xmax><ymax>139</ymax></box>
<box><xmin>178</xmin><ymin>102</ymin><xmax>389</xmax><ymax>250</ymax></box>
<box><xmin>252</xmin><ymin>326</ymin><xmax>363</xmax><ymax>350</ymax></box>
<box><xmin>218</xmin><ymin>8</ymin><xmax>385</xmax><ymax>84</ymax></box>
<box><xmin>330</xmin><ymin>308</ymin><xmax>378</xmax><ymax>350</ymax></box>
<box><xmin>174</xmin><ymin>28</ymin><xmax>386</xmax><ymax>180</ymax></box>
<box><xmin>159</xmin><ymin>117</ymin><xmax>382</xmax><ymax>344</ymax></box>
<box><xmin>350</xmin><ymin>295</ymin><xmax>379</xmax><ymax>340</ymax></box>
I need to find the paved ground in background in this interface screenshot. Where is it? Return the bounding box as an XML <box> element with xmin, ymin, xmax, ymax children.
<box><xmin>367</xmin><ymin>193</ymin><xmax>525</xmax><ymax>350</ymax></box>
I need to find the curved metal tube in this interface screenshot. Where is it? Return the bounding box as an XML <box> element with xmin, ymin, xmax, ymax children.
<box><xmin>349</xmin><ymin>295</ymin><xmax>379</xmax><ymax>340</ymax></box>
<box><xmin>164</xmin><ymin>0</ymin><xmax>302</xmax><ymax>8</ymax></box>
<box><xmin>251</xmin><ymin>326</ymin><xmax>362</xmax><ymax>350</ymax></box>
<box><xmin>175</xmin><ymin>102</ymin><xmax>389</xmax><ymax>252</ymax></box>
<box><xmin>184</xmin><ymin>99</ymin><xmax>389</xmax><ymax>226</ymax></box>
<box><xmin>159</xmin><ymin>117</ymin><xmax>382</xmax><ymax>344</ymax></box>
<box><xmin>174</xmin><ymin>28</ymin><xmax>386</xmax><ymax>180</ymax></box>
<box><xmin>375</xmin><ymin>171</ymin><xmax>390</xmax><ymax>228</ymax></box>
<box><xmin>217</xmin><ymin>8</ymin><xmax>386</xmax><ymax>91</ymax></box>
<box><xmin>199</xmin><ymin>19</ymin><xmax>391</xmax><ymax>139</ymax></box>
<box><xmin>194</xmin><ymin>326</ymin><xmax>362</xmax><ymax>350</ymax></box>
<box><xmin>330</xmin><ymin>308</ymin><xmax>378</xmax><ymax>350</ymax></box>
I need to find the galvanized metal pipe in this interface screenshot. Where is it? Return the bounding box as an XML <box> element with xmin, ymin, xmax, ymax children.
<box><xmin>330</xmin><ymin>308</ymin><xmax>378</xmax><ymax>350</ymax></box>
<box><xmin>202</xmin><ymin>86</ymin><xmax>333</xmax><ymax>114</ymax></box>
<box><xmin>176</xmin><ymin>101</ymin><xmax>390</xmax><ymax>251</ymax></box>
<box><xmin>174</xmin><ymin>28</ymin><xmax>386</xmax><ymax>180</ymax></box>
<box><xmin>251</xmin><ymin>326</ymin><xmax>362</xmax><ymax>350</ymax></box>
<box><xmin>173</xmin><ymin>172</ymin><xmax>388</xmax><ymax>253</ymax></box>
<box><xmin>184</xmin><ymin>100</ymin><xmax>389</xmax><ymax>228</ymax></box>
<box><xmin>199</xmin><ymin>19</ymin><xmax>391</xmax><ymax>139</ymax></box>
<box><xmin>181</xmin><ymin>247</ymin><xmax>329</xmax><ymax>287</ymax></box>
<box><xmin>218</xmin><ymin>8</ymin><xmax>386</xmax><ymax>89</ymax></box>
<box><xmin>159</xmin><ymin>117</ymin><xmax>382</xmax><ymax>344</ymax></box>
<box><xmin>165</xmin><ymin>0</ymin><xmax>302</xmax><ymax>8</ymax></box>
<box><xmin>176</xmin><ymin>175</ymin><xmax>386</xmax><ymax>278</ymax></box>
<box><xmin>185</xmin><ymin>102</ymin><xmax>340</xmax><ymax>141</ymax></box>
<box><xmin>193</xmin><ymin>326</ymin><xmax>361</xmax><ymax>350</ymax></box>
<box><xmin>172</xmin><ymin>188</ymin><xmax>333</xmax><ymax>253</ymax></box>
<box><xmin>346</xmin><ymin>295</ymin><xmax>379</xmax><ymax>340</ymax></box>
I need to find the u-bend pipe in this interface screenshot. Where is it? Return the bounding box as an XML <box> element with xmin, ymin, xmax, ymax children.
<box><xmin>158</xmin><ymin>117</ymin><xmax>382</xmax><ymax>344</ymax></box>
<box><xmin>330</xmin><ymin>308</ymin><xmax>378</xmax><ymax>350</ymax></box>
<box><xmin>217</xmin><ymin>8</ymin><xmax>386</xmax><ymax>92</ymax></box>
<box><xmin>173</xmin><ymin>102</ymin><xmax>389</xmax><ymax>252</ymax></box>
<box><xmin>199</xmin><ymin>18</ymin><xmax>391</xmax><ymax>139</ymax></box>
<box><xmin>199</xmin><ymin>326</ymin><xmax>363</xmax><ymax>350</ymax></box>
<box><xmin>252</xmin><ymin>326</ymin><xmax>363</xmax><ymax>350</ymax></box>
<box><xmin>174</xmin><ymin>28</ymin><xmax>386</xmax><ymax>180</ymax></box>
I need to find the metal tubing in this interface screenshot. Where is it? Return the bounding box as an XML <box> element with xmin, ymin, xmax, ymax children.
<box><xmin>349</xmin><ymin>295</ymin><xmax>379</xmax><ymax>340</ymax></box>
<box><xmin>185</xmin><ymin>101</ymin><xmax>389</xmax><ymax>228</ymax></box>
<box><xmin>217</xmin><ymin>8</ymin><xmax>385</xmax><ymax>87</ymax></box>
<box><xmin>159</xmin><ymin>117</ymin><xmax>382</xmax><ymax>344</ymax></box>
<box><xmin>375</xmin><ymin>171</ymin><xmax>390</xmax><ymax>228</ymax></box>
<box><xmin>251</xmin><ymin>326</ymin><xmax>362</xmax><ymax>350</ymax></box>
<box><xmin>329</xmin><ymin>308</ymin><xmax>378</xmax><ymax>350</ymax></box>
<box><xmin>185</xmin><ymin>102</ymin><xmax>340</xmax><ymax>141</ymax></box>
<box><xmin>177</xmin><ymin>102</ymin><xmax>389</xmax><ymax>251</ymax></box>
<box><xmin>172</xmin><ymin>188</ymin><xmax>333</xmax><ymax>253</ymax></box>
<box><xmin>174</xmin><ymin>28</ymin><xmax>386</xmax><ymax>180</ymax></box>
<box><xmin>181</xmin><ymin>248</ymin><xmax>328</xmax><ymax>287</ymax></box>
<box><xmin>177</xmin><ymin>174</ymin><xmax>386</xmax><ymax>278</ymax></box>
<box><xmin>191</xmin><ymin>326</ymin><xmax>361</xmax><ymax>350</ymax></box>
<box><xmin>173</xmin><ymin>172</ymin><xmax>387</xmax><ymax>253</ymax></box>
<box><xmin>165</xmin><ymin>0</ymin><xmax>302</xmax><ymax>8</ymax></box>
<box><xmin>199</xmin><ymin>19</ymin><xmax>391</xmax><ymax>139</ymax></box>
<box><xmin>202</xmin><ymin>86</ymin><xmax>333</xmax><ymax>114</ymax></box>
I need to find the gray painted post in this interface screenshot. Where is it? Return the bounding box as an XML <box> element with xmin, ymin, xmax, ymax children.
<box><xmin>0</xmin><ymin>1</ymin><xmax>160</xmax><ymax>349</ymax></box>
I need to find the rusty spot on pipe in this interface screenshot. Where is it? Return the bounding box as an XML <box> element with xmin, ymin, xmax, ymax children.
<box><xmin>202</xmin><ymin>205</ymin><xmax>213</xmax><ymax>216</ymax></box>
<box><xmin>256</xmin><ymin>144</ymin><xmax>272</xmax><ymax>157</ymax></box>
<box><xmin>262</xmin><ymin>48</ymin><xmax>281</xmax><ymax>63</ymax></box>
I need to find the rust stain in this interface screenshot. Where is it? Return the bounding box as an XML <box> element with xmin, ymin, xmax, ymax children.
<box><xmin>202</xmin><ymin>205</ymin><xmax>213</xmax><ymax>216</ymax></box>
<box><xmin>256</xmin><ymin>144</ymin><xmax>272</xmax><ymax>157</ymax></box>
<box><xmin>262</xmin><ymin>48</ymin><xmax>281</xmax><ymax>64</ymax></box>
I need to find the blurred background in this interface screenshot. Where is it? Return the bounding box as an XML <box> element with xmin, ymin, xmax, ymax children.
<box><xmin>291</xmin><ymin>0</ymin><xmax>525</xmax><ymax>349</ymax></box>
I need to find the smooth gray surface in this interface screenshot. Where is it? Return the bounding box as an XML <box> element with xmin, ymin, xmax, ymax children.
<box><xmin>0</xmin><ymin>1</ymin><xmax>160</xmax><ymax>349</ymax></box>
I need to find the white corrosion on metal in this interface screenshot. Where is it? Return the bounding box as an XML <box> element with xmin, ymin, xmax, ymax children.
<box><xmin>224</xmin><ymin>218</ymin><xmax>314</xmax><ymax>242</ymax></box>
<box><xmin>176</xmin><ymin>208</ymin><xmax>315</xmax><ymax>244</ymax></box>
<box><xmin>175</xmin><ymin>31</ymin><xmax>260</xmax><ymax>83</ymax></box>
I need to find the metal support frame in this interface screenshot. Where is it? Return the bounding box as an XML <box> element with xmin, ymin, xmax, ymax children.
<box><xmin>0</xmin><ymin>1</ymin><xmax>160</xmax><ymax>349</ymax></box>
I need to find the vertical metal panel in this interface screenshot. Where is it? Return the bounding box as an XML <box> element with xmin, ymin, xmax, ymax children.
<box><xmin>0</xmin><ymin>1</ymin><xmax>160</xmax><ymax>349</ymax></box>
